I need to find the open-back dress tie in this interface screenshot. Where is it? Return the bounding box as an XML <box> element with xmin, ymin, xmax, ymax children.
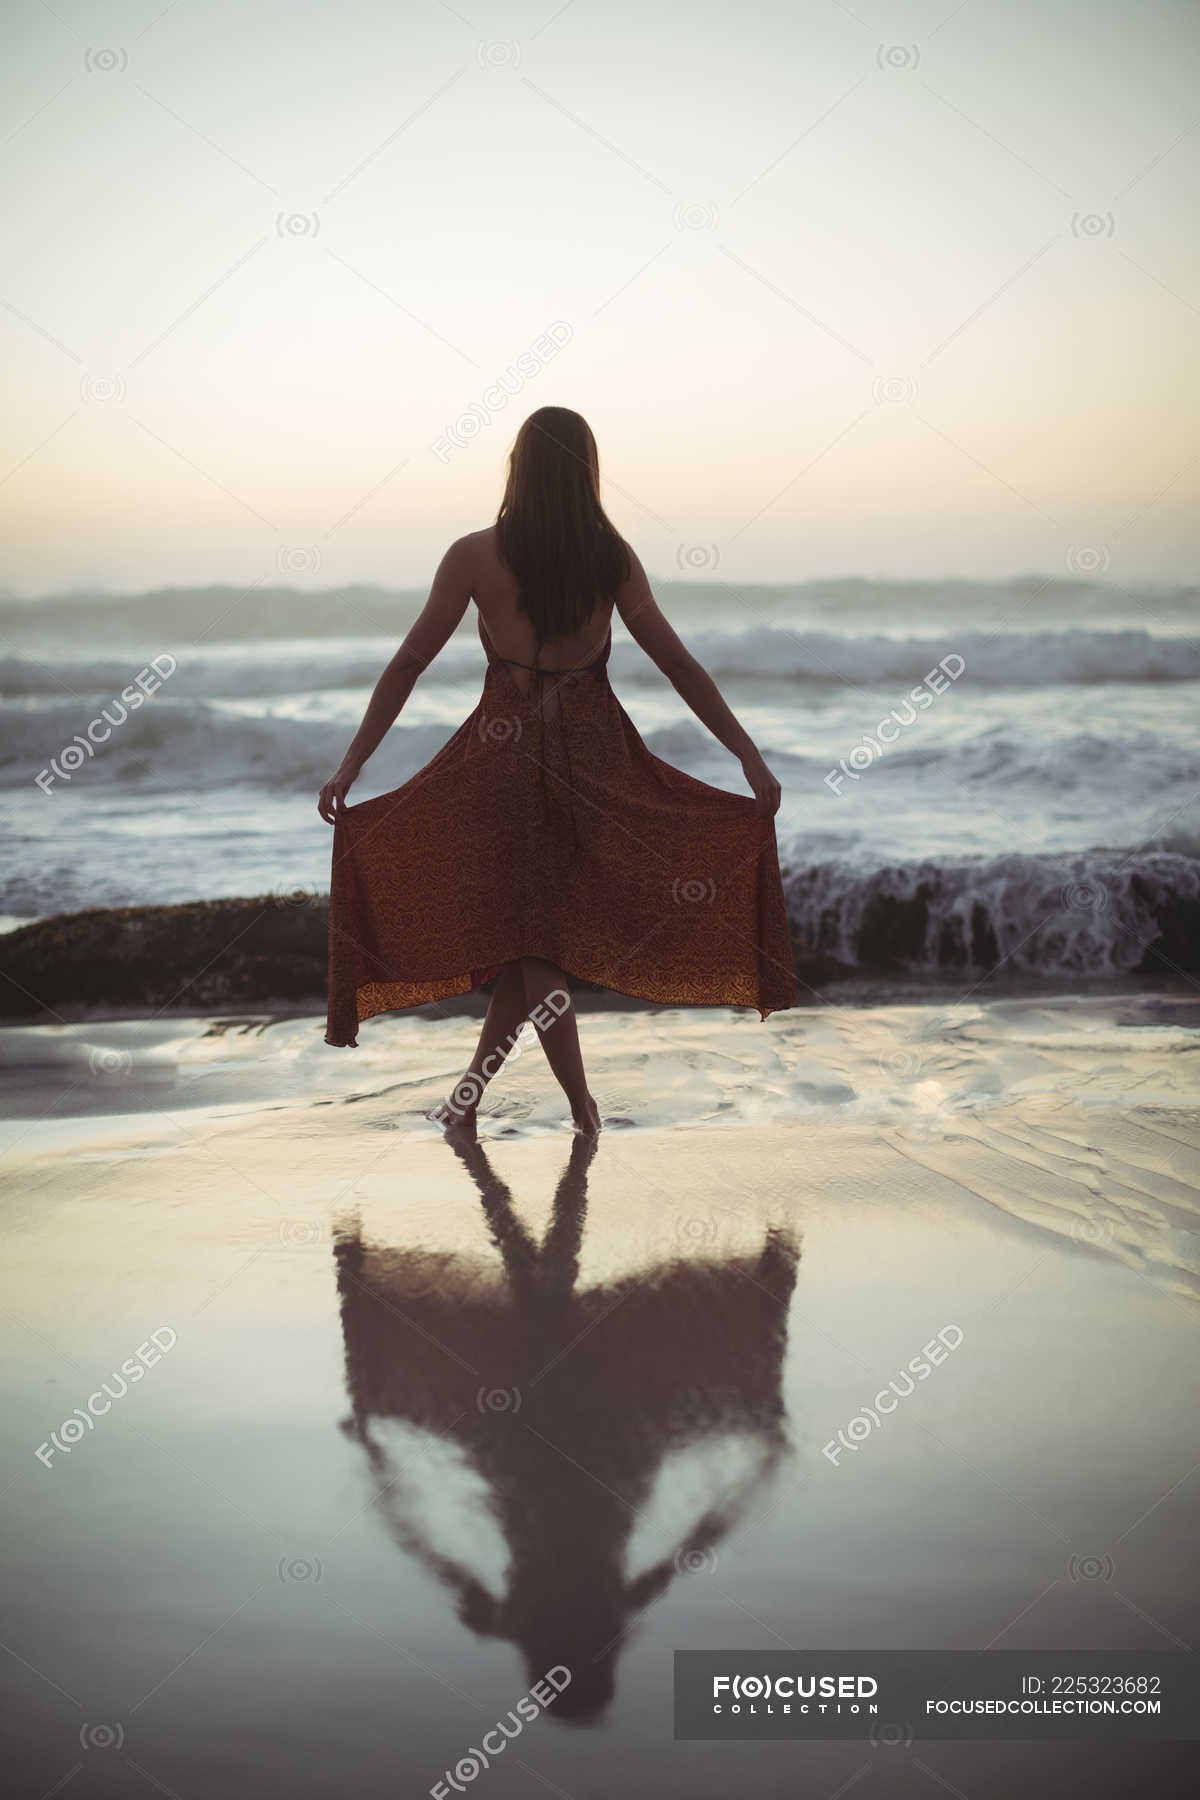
<box><xmin>325</xmin><ymin>610</ymin><xmax>797</xmax><ymax>1045</ymax></box>
<box><xmin>483</xmin><ymin>626</ymin><xmax>613</xmax><ymax>860</ymax></box>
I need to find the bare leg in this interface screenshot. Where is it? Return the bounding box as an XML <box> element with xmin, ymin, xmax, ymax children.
<box><xmin>519</xmin><ymin>955</ymin><xmax>600</xmax><ymax>1133</ymax></box>
<box><xmin>432</xmin><ymin>963</ymin><xmax>529</xmax><ymax>1126</ymax></box>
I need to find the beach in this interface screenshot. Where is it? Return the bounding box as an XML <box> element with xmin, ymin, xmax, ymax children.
<box><xmin>2</xmin><ymin>990</ymin><xmax>1198</xmax><ymax>1796</ymax></box>
<box><xmin>3</xmin><ymin>575</ymin><xmax>1199</xmax><ymax>1794</ymax></box>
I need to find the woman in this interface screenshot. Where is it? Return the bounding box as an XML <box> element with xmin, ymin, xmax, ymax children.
<box><xmin>318</xmin><ymin>406</ymin><xmax>795</xmax><ymax>1132</ymax></box>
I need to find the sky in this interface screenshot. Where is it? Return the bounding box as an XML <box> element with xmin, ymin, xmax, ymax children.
<box><xmin>2</xmin><ymin>0</ymin><xmax>1198</xmax><ymax>594</ymax></box>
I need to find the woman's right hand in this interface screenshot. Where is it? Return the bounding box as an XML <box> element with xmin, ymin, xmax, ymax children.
<box><xmin>317</xmin><ymin>763</ymin><xmax>360</xmax><ymax>824</ymax></box>
<box><xmin>741</xmin><ymin>749</ymin><xmax>781</xmax><ymax>817</ymax></box>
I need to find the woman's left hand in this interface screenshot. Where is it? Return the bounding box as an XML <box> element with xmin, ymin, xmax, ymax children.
<box><xmin>317</xmin><ymin>764</ymin><xmax>359</xmax><ymax>824</ymax></box>
<box><xmin>740</xmin><ymin>750</ymin><xmax>781</xmax><ymax>817</ymax></box>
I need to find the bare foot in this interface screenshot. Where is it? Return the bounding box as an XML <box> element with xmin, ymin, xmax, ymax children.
<box><xmin>428</xmin><ymin>1099</ymin><xmax>474</xmax><ymax>1123</ymax></box>
<box><xmin>572</xmin><ymin>1093</ymin><xmax>602</xmax><ymax>1135</ymax></box>
<box><xmin>428</xmin><ymin>1103</ymin><xmax>477</xmax><ymax>1141</ymax></box>
<box><xmin>429</xmin><ymin>1071</ymin><xmax>485</xmax><ymax>1130</ymax></box>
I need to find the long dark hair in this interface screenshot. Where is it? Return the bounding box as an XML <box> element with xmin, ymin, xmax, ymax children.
<box><xmin>495</xmin><ymin>407</ymin><xmax>630</xmax><ymax>644</ymax></box>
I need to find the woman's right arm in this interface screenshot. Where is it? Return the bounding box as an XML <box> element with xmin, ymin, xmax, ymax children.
<box><xmin>317</xmin><ymin>537</ymin><xmax>473</xmax><ymax>823</ymax></box>
<box><xmin>614</xmin><ymin>549</ymin><xmax>782</xmax><ymax>816</ymax></box>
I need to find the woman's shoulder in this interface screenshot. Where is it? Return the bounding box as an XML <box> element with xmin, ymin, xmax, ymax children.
<box><xmin>443</xmin><ymin>524</ymin><xmax>496</xmax><ymax>559</ymax></box>
<box><xmin>434</xmin><ymin>528</ymin><xmax>503</xmax><ymax>591</ymax></box>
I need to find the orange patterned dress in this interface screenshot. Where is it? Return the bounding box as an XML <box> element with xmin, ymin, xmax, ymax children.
<box><xmin>325</xmin><ymin>616</ymin><xmax>797</xmax><ymax>1045</ymax></box>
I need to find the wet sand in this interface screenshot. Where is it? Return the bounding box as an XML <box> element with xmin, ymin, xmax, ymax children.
<box><xmin>2</xmin><ymin>996</ymin><xmax>1198</xmax><ymax>1796</ymax></box>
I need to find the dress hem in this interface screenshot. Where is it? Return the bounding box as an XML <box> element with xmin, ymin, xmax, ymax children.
<box><xmin>324</xmin><ymin>951</ymin><xmax>797</xmax><ymax>1047</ymax></box>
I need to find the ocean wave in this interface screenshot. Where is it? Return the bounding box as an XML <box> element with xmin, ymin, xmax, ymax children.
<box><xmin>0</xmin><ymin>583</ymin><xmax>419</xmax><ymax>645</ymax></box>
<box><xmin>3</xmin><ymin>852</ymin><xmax>1196</xmax><ymax>995</ymax></box>
<box><xmin>0</xmin><ymin>698</ymin><xmax>454</xmax><ymax>793</ymax></box>
<box><xmin>0</xmin><ymin>646</ymin><xmax>403</xmax><ymax>702</ymax></box>
<box><xmin>674</xmin><ymin>626</ymin><xmax>1200</xmax><ymax>688</ymax></box>
<box><xmin>4</xmin><ymin>692</ymin><xmax>1198</xmax><ymax>823</ymax></box>
<box><xmin>0</xmin><ymin>691</ymin><xmax>773</xmax><ymax>793</ymax></box>
<box><xmin>2</xmin><ymin>624</ymin><xmax>1199</xmax><ymax>702</ymax></box>
<box><xmin>3</xmin><ymin>575</ymin><xmax>1196</xmax><ymax>644</ymax></box>
<box><xmin>878</xmin><ymin>725</ymin><xmax>1200</xmax><ymax>790</ymax></box>
<box><xmin>784</xmin><ymin>851</ymin><xmax>1200</xmax><ymax>978</ymax></box>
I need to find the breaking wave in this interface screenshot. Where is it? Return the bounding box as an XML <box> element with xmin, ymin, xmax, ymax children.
<box><xmin>785</xmin><ymin>851</ymin><xmax>1200</xmax><ymax>978</ymax></box>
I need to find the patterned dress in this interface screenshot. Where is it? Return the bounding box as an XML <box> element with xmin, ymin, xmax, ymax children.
<box><xmin>325</xmin><ymin>615</ymin><xmax>796</xmax><ymax>1045</ymax></box>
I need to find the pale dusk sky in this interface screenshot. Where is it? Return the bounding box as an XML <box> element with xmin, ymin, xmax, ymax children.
<box><xmin>2</xmin><ymin>0</ymin><xmax>1198</xmax><ymax>594</ymax></box>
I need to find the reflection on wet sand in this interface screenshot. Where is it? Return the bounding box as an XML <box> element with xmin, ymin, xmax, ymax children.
<box><xmin>333</xmin><ymin>1133</ymin><xmax>800</xmax><ymax>1723</ymax></box>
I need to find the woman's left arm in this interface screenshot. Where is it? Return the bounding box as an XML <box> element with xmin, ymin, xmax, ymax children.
<box><xmin>317</xmin><ymin>537</ymin><xmax>474</xmax><ymax>823</ymax></box>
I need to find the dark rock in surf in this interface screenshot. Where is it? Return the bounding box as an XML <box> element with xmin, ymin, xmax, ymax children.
<box><xmin>0</xmin><ymin>895</ymin><xmax>845</xmax><ymax>1020</ymax></box>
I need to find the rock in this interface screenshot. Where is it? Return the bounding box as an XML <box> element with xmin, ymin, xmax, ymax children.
<box><xmin>0</xmin><ymin>897</ymin><xmax>846</xmax><ymax>1021</ymax></box>
<box><xmin>0</xmin><ymin>895</ymin><xmax>329</xmax><ymax>1018</ymax></box>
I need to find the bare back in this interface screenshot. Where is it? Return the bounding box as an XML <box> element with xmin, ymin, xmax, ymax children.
<box><xmin>465</xmin><ymin>525</ymin><xmax>614</xmax><ymax>685</ymax></box>
<box><xmin>320</xmin><ymin>517</ymin><xmax>781</xmax><ymax>830</ymax></box>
